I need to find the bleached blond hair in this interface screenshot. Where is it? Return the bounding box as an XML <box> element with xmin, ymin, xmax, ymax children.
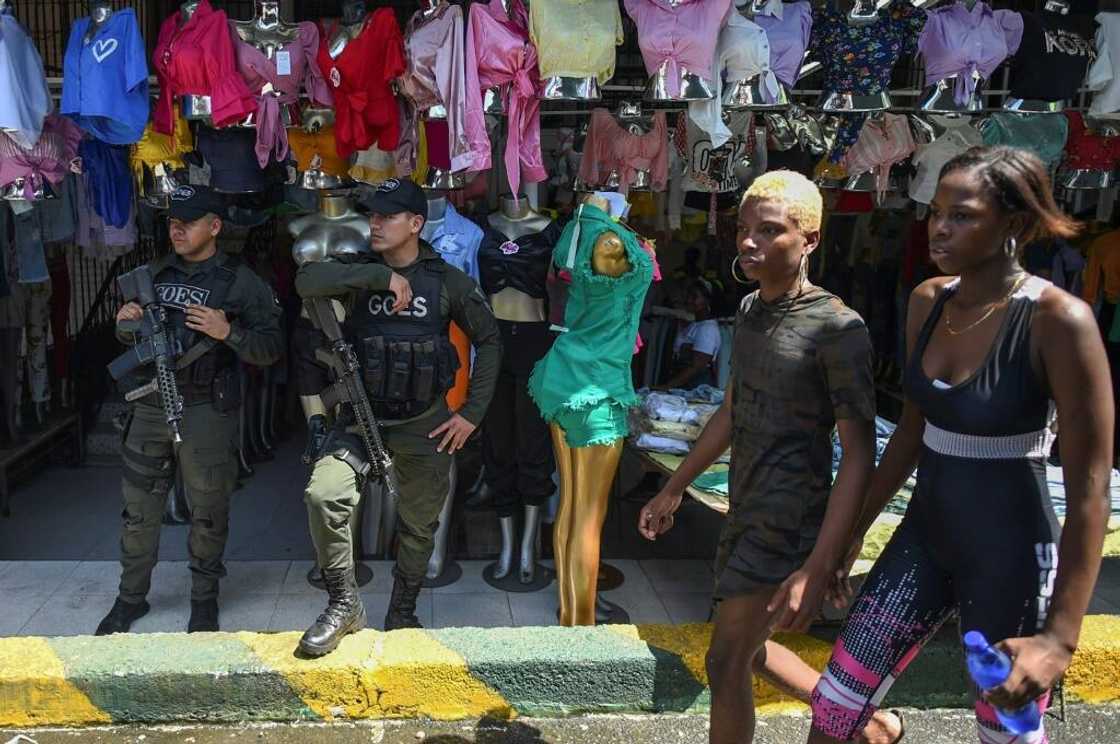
<box><xmin>740</xmin><ymin>170</ymin><xmax>823</xmax><ymax>233</ymax></box>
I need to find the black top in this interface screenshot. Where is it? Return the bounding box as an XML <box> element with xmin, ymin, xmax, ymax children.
<box><xmin>195</xmin><ymin>127</ymin><xmax>282</xmax><ymax>194</ymax></box>
<box><xmin>904</xmin><ymin>278</ymin><xmax>1051</xmax><ymax>437</ymax></box>
<box><xmin>478</xmin><ymin>221</ymin><xmax>562</xmax><ymax>299</ymax></box>
<box><xmin>1008</xmin><ymin>12</ymin><xmax>1096</xmax><ymax>103</ymax></box>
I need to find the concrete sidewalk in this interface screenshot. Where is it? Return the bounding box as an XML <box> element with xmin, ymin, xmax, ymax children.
<box><xmin>1</xmin><ymin>617</ymin><xmax>1118</xmax><ymax>729</ymax></box>
<box><xmin>0</xmin><ymin>559</ymin><xmax>715</xmax><ymax>636</ymax></box>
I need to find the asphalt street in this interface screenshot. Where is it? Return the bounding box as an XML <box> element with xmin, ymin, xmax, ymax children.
<box><xmin>6</xmin><ymin>707</ymin><xmax>1120</xmax><ymax>743</ymax></box>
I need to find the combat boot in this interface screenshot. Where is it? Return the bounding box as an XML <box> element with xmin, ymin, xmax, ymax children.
<box><xmin>298</xmin><ymin>567</ymin><xmax>366</xmax><ymax>657</ymax></box>
<box><xmin>384</xmin><ymin>570</ymin><xmax>424</xmax><ymax>630</ymax></box>
<box><xmin>95</xmin><ymin>597</ymin><xmax>150</xmax><ymax>635</ymax></box>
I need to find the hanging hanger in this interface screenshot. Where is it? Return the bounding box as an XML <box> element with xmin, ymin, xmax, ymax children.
<box><xmin>617</xmin><ymin>101</ymin><xmax>645</xmax><ymax>121</ymax></box>
<box><xmin>1042</xmin><ymin>0</ymin><xmax>1069</xmax><ymax>14</ymax></box>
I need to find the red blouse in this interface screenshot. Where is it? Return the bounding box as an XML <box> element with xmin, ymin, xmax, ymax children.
<box><xmin>152</xmin><ymin>0</ymin><xmax>256</xmax><ymax>135</ymax></box>
<box><xmin>1062</xmin><ymin>111</ymin><xmax>1120</xmax><ymax>171</ymax></box>
<box><xmin>317</xmin><ymin>9</ymin><xmax>407</xmax><ymax>160</ymax></box>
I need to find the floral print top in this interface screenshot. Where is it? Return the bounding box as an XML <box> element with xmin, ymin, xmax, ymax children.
<box><xmin>809</xmin><ymin>1</ymin><xmax>926</xmax><ymax>162</ymax></box>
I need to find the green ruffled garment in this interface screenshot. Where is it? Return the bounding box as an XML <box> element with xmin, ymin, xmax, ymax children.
<box><xmin>528</xmin><ymin>204</ymin><xmax>654</xmax><ymax>442</ymax></box>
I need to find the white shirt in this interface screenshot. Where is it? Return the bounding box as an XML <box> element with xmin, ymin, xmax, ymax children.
<box><xmin>688</xmin><ymin>12</ymin><xmax>775</xmax><ymax>148</ymax></box>
<box><xmin>674</xmin><ymin>319</ymin><xmax>721</xmax><ymax>359</ymax></box>
<box><xmin>909</xmin><ymin>121</ymin><xmax>983</xmax><ymax>205</ymax></box>
<box><xmin>1089</xmin><ymin>13</ymin><xmax>1120</xmax><ymax>117</ymax></box>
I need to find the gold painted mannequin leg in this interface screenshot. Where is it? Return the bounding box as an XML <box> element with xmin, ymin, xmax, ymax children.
<box><xmin>549</xmin><ymin>424</ymin><xmax>575</xmax><ymax>625</ymax></box>
<box><xmin>550</xmin><ymin>423</ymin><xmax>623</xmax><ymax>627</ymax></box>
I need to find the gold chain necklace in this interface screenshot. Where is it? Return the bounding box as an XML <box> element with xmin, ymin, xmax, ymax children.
<box><xmin>944</xmin><ymin>274</ymin><xmax>1029</xmax><ymax>336</ymax></box>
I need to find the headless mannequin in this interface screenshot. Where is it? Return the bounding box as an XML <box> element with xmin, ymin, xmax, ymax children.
<box><xmin>1003</xmin><ymin>2</ymin><xmax>1073</xmax><ymax>114</ymax></box>
<box><xmin>179</xmin><ymin>2</ymin><xmax>216</xmax><ymax>121</ymax></box>
<box><xmin>289</xmin><ymin>191</ymin><xmax>369</xmax><ymax>422</ymax></box>
<box><xmin>83</xmin><ymin>1</ymin><xmax>113</xmax><ymax>45</ymax></box>
<box><xmin>328</xmin><ymin>0</ymin><xmax>367</xmax><ymax>58</ymax></box>
<box><xmin>537</xmin><ymin>0</ymin><xmax>602</xmax><ymax>104</ymax></box>
<box><xmin>552</xmin><ymin>194</ymin><xmax>631</xmax><ymax>625</ymax></box>
<box><xmin>642</xmin><ymin>0</ymin><xmax>714</xmax><ymax>102</ymax></box>
<box><xmin>483</xmin><ymin>194</ymin><xmax>553</xmax><ymax>585</ymax></box>
<box><xmin>608</xmin><ymin>105</ymin><xmax>653</xmax><ymax>191</ymax></box>
<box><xmin>418</xmin><ymin>192</ymin><xmax>461</xmax><ymax>583</ymax></box>
<box><xmin>233</xmin><ymin>1</ymin><xmax>300</xmax><ymax>128</ymax></box>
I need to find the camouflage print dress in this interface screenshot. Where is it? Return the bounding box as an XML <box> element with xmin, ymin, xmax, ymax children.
<box><xmin>714</xmin><ymin>284</ymin><xmax>875</xmax><ymax>599</ymax></box>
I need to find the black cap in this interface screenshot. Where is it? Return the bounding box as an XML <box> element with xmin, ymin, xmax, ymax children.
<box><xmin>168</xmin><ymin>185</ymin><xmax>227</xmax><ymax>222</ymax></box>
<box><xmin>354</xmin><ymin>178</ymin><xmax>428</xmax><ymax>221</ymax></box>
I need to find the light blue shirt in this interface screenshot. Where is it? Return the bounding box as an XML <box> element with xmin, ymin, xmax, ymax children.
<box><xmin>423</xmin><ymin>203</ymin><xmax>483</xmax><ymax>282</ymax></box>
<box><xmin>61</xmin><ymin>9</ymin><xmax>149</xmax><ymax>145</ymax></box>
<box><xmin>0</xmin><ymin>10</ymin><xmax>52</xmax><ymax>150</ymax></box>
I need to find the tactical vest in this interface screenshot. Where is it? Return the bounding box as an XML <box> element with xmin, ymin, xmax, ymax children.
<box><xmin>152</xmin><ymin>255</ymin><xmax>240</xmax><ymax>394</ymax></box>
<box><xmin>345</xmin><ymin>259</ymin><xmax>460</xmax><ymax>421</ymax></box>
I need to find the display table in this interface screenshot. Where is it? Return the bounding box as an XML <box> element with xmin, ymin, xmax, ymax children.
<box><xmin>630</xmin><ymin>448</ymin><xmax>729</xmax><ymax>514</ymax></box>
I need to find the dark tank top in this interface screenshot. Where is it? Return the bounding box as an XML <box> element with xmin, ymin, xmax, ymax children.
<box><xmin>905</xmin><ymin>275</ymin><xmax>1054</xmax><ymax>439</ymax></box>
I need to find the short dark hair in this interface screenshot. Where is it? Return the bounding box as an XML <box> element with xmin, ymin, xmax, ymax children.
<box><xmin>939</xmin><ymin>146</ymin><xmax>1080</xmax><ymax>244</ymax></box>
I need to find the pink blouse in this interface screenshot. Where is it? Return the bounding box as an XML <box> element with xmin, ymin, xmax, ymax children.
<box><xmin>0</xmin><ymin>113</ymin><xmax>82</xmax><ymax>199</ymax></box>
<box><xmin>622</xmin><ymin>0</ymin><xmax>732</xmax><ymax>98</ymax></box>
<box><xmin>152</xmin><ymin>0</ymin><xmax>256</xmax><ymax>135</ymax></box>
<box><xmin>843</xmin><ymin>113</ymin><xmax>915</xmax><ymax>197</ymax></box>
<box><xmin>233</xmin><ymin>22</ymin><xmax>333</xmax><ymax>168</ymax></box>
<box><xmin>398</xmin><ymin>1</ymin><xmax>473</xmax><ymax>173</ymax></box>
<box><xmin>464</xmin><ymin>0</ymin><xmax>545</xmax><ymax>196</ymax></box>
<box><xmin>578</xmin><ymin>109</ymin><xmax>669</xmax><ymax>195</ymax></box>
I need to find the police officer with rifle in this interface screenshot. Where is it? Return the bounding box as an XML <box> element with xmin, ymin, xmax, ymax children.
<box><xmin>96</xmin><ymin>185</ymin><xmax>283</xmax><ymax>635</ymax></box>
<box><xmin>296</xmin><ymin>179</ymin><xmax>500</xmax><ymax>656</ymax></box>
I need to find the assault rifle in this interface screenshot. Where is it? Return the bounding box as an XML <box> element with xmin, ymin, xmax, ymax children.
<box><xmin>108</xmin><ymin>266</ymin><xmax>185</xmax><ymax>444</ymax></box>
<box><xmin>304</xmin><ymin>297</ymin><xmax>398</xmax><ymax>500</ymax></box>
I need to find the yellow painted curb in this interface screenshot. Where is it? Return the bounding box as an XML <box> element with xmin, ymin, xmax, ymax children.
<box><xmin>1064</xmin><ymin>615</ymin><xmax>1120</xmax><ymax>704</ymax></box>
<box><xmin>373</xmin><ymin>629</ymin><xmax>514</xmax><ymax>720</ymax></box>
<box><xmin>0</xmin><ymin>638</ymin><xmax>111</xmax><ymax>728</ymax></box>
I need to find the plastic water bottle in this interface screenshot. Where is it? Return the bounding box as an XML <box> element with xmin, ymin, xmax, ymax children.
<box><xmin>963</xmin><ymin>630</ymin><xmax>1042</xmax><ymax>735</ymax></box>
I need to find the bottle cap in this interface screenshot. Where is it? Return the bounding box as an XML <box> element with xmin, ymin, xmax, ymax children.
<box><xmin>963</xmin><ymin>630</ymin><xmax>988</xmax><ymax>653</ymax></box>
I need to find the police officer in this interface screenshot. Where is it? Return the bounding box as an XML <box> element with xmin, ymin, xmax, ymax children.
<box><xmin>296</xmin><ymin>178</ymin><xmax>500</xmax><ymax>655</ymax></box>
<box><xmin>96</xmin><ymin>185</ymin><xmax>283</xmax><ymax>635</ymax></box>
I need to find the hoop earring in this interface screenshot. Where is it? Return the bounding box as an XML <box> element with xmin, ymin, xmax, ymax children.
<box><xmin>798</xmin><ymin>253</ymin><xmax>808</xmax><ymax>288</ymax></box>
<box><xmin>1003</xmin><ymin>235</ymin><xmax>1018</xmax><ymax>258</ymax></box>
<box><xmin>731</xmin><ymin>255</ymin><xmax>750</xmax><ymax>285</ymax></box>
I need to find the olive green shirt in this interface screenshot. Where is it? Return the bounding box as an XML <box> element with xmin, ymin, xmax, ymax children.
<box><xmin>295</xmin><ymin>241</ymin><xmax>501</xmax><ymax>426</ymax></box>
<box><xmin>115</xmin><ymin>250</ymin><xmax>284</xmax><ymax>368</ymax></box>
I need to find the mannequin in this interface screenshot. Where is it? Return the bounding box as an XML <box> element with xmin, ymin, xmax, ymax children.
<box><xmin>417</xmin><ymin>191</ymin><xmax>471</xmax><ymax>586</ymax></box>
<box><xmin>177</xmin><ymin>0</ymin><xmax>212</xmax><ymax>121</ymax></box>
<box><xmin>540</xmin><ymin>76</ymin><xmax>603</xmax><ymax>102</ymax></box>
<box><xmin>723</xmin><ymin>79</ymin><xmax>790</xmax><ymax>111</ymax></box>
<box><xmin>328</xmin><ymin>0</ymin><xmax>368</xmax><ymax>58</ymax></box>
<box><xmin>528</xmin><ymin>195</ymin><xmax>654</xmax><ymax>624</ymax></box>
<box><xmin>83</xmin><ymin>1</ymin><xmax>113</xmax><ymax>45</ymax></box>
<box><xmin>918</xmin><ymin>73</ymin><xmax>985</xmax><ymax>114</ymax></box>
<box><xmin>645</xmin><ymin>61</ymin><xmax>715</xmax><ymax>103</ymax></box>
<box><xmin>289</xmin><ymin>190</ymin><xmax>370</xmax><ymax>420</ymax></box>
<box><xmin>233</xmin><ymin>1</ymin><xmax>299</xmax><ymax>51</ymax></box>
<box><xmin>479</xmin><ymin>195</ymin><xmax>557</xmax><ymax>587</ymax></box>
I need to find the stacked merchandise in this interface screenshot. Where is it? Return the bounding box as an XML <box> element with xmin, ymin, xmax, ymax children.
<box><xmin>630</xmin><ymin>390</ymin><xmax>722</xmax><ymax>455</ymax></box>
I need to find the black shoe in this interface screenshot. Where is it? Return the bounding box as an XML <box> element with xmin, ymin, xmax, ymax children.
<box><xmin>384</xmin><ymin>570</ymin><xmax>424</xmax><ymax>631</ymax></box>
<box><xmin>188</xmin><ymin>598</ymin><xmax>220</xmax><ymax>633</ymax></box>
<box><xmin>298</xmin><ymin>567</ymin><xmax>366</xmax><ymax>657</ymax></box>
<box><xmin>95</xmin><ymin>598</ymin><xmax>150</xmax><ymax>635</ymax></box>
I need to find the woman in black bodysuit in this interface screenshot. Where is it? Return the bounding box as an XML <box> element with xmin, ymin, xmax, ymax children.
<box><xmin>807</xmin><ymin>146</ymin><xmax>1114</xmax><ymax>744</ymax></box>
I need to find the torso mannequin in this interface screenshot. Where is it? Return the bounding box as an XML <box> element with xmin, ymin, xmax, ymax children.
<box><xmin>83</xmin><ymin>1</ymin><xmax>113</xmax><ymax>45</ymax></box>
<box><xmin>289</xmin><ymin>191</ymin><xmax>370</xmax><ymax>419</ymax></box>
<box><xmin>234</xmin><ymin>0</ymin><xmax>299</xmax><ymax>53</ymax></box>
<box><xmin>328</xmin><ymin>0</ymin><xmax>367</xmax><ymax>58</ymax></box>
<box><xmin>487</xmin><ymin>195</ymin><xmax>552</xmax><ymax>322</ymax></box>
<box><xmin>289</xmin><ymin>191</ymin><xmax>371</xmax><ymax>264</ymax></box>
<box><xmin>420</xmin><ymin>194</ymin><xmax>448</xmax><ymax>243</ymax></box>
<box><xmin>177</xmin><ymin>1</ymin><xmax>214</xmax><ymax>121</ymax></box>
<box><xmin>233</xmin><ymin>1</ymin><xmax>302</xmax><ymax>129</ymax></box>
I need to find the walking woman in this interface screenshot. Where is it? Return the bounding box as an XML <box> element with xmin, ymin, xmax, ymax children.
<box><xmin>808</xmin><ymin>146</ymin><xmax>1113</xmax><ymax>743</ymax></box>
